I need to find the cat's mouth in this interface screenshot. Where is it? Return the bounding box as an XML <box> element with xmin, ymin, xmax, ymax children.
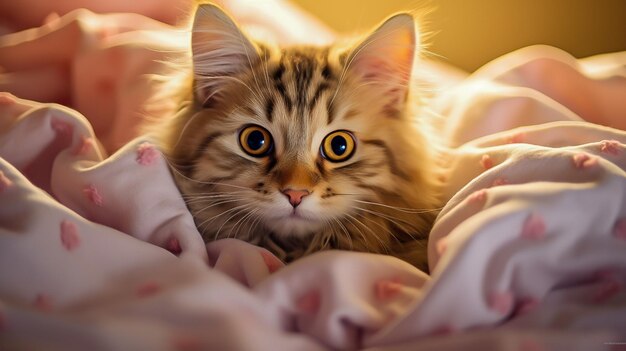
<box><xmin>278</xmin><ymin>212</ymin><xmax>315</xmax><ymax>223</ymax></box>
<box><xmin>265</xmin><ymin>210</ymin><xmax>324</xmax><ymax>237</ymax></box>
<box><xmin>288</xmin><ymin>210</ymin><xmax>312</xmax><ymax>220</ymax></box>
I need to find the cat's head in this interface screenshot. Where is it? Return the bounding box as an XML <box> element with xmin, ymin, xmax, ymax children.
<box><xmin>160</xmin><ymin>4</ymin><xmax>440</xmax><ymax>267</ymax></box>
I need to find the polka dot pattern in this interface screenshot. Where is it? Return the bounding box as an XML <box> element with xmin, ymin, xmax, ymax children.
<box><xmin>507</xmin><ymin>133</ymin><xmax>526</xmax><ymax>144</ymax></box>
<box><xmin>0</xmin><ymin>92</ymin><xmax>15</xmax><ymax>105</ymax></box>
<box><xmin>136</xmin><ymin>142</ymin><xmax>159</xmax><ymax>166</ymax></box>
<box><xmin>0</xmin><ymin>171</ymin><xmax>12</xmax><ymax>192</ymax></box>
<box><xmin>167</xmin><ymin>237</ymin><xmax>182</xmax><ymax>255</ymax></box>
<box><xmin>600</xmin><ymin>140</ymin><xmax>620</xmax><ymax>155</ymax></box>
<box><xmin>60</xmin><ymin>220</ymin><xmax>80</xmax><ymax>251</ymax></box>
<box><xmin>436</xmin><ymin>238</ymin><xmax>448</xmax><ymax>256</ymax></box>
<box><xmin>34</xmin><ymin>294</ymin><xmax>52</xmax><ymax>312</ymax></box>
<box><xmin>297</xmin><ymin>290</ymin><xmax>320</xmax><ymax>314</ymax></box>
<box><xmin>488</xmin><ymin>291</ymin><xmax>514</xmax><ymax>315</ymax></box>
<box><xmin>514</xmin><ymin>297</ymin><xmax>539</xmax><ymax>316</ymax></box>
<box><xmin>572</xmin><ymin>153</ymin><xmax>598</xmax><ymax>169</ymax></box>
<box><xmin>375</xmin><ymin>279</ymin><xmax>403</xmax><ymax>301</ymax></box>
<box><xmin>50</xmin><ymin>119</ymin><xmax>72</xmax><ymax>135</ymax></box>
<box><xmin>72</xmin><ymin>135</ymin><xmax>94</xmax><ymax>156</ymax></box>
<box><xmin>83</xmin><ymin>184</ymin><xmax>103</xmax><ymax>206</ymax></box>
<box><xmin>521</xmin><ymin>214</ymin><xmax>546</xmax><ymax>240</ymax></box>
<box><xmin>591</xmin><ymin>279</ymin><xmax>622</xmax><ymax>304</ymax></box>
<box><xmin>518</xmin><ymin>339</ymin><xmax>545</xmax><ymax>351</ymax></box>
<box><xmin>136</xmin><ymin>282</ymin><xmax>161</xmax><ymax>298</ymax></box>
<box><xmin>0</xmin><ymin>304</ymin><xmax>5</xmax><ymax>331</ymax></box>
<box><xmin>2</xmin><ymin>47</ymin><xmax>626</xmax><ymax>349</ymax></box>
<box><xmin>468</xmin><ymin>189</ymin><xmax>487</xmax><ymax>203</ymax></box>
<box><xmin>429</xmin><ymin>325</ymin><xmax>455</xmax><ymax>336</ymax></box>
<box><xmin>172</xmin><ymin>335</ymin><xmax>201</xmax><ymax>351</ymax></box>
<box><xmin>480</xmin><ymin>154</ymin><xmax>494</xmax><ymax>170</ymax></box>
<box><xmin>613</xmin><ymin>219</ymin><xmax>626</xmax><ymax>240</ymax></box>
<box><xmin>491</xmin><ymin>177</ymin><xmax>509</xmax><ymax>187</ymax></box>
<box><xmin>260</xmin><ymin>250</ymin><xmax>282</xmax><ymax>274</ymax></box>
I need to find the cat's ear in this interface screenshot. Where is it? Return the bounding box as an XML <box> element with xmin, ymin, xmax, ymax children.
<box><xmin>191</xmin><ymin>4</ymin><xmax>259</xmax><ymax>106</ymax></box>
<box><xmin>346</xmin><ymin>14</ymin><xmax>417</xmax><ymax>114</ymax></box>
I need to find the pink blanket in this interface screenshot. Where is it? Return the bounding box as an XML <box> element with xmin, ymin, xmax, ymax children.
<box><xmin>1</xmin><ymin>9</ymin><xmax>626</xmax><ymax>351</ymax></box>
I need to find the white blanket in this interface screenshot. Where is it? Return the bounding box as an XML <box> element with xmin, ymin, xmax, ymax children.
<box><xmin>1</xmin><ymin>20</ymin><xmax>625</xmax><ymax>350</ymax></box>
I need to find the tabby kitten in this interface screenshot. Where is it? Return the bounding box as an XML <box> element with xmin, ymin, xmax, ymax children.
<box><xmin>154</xmin><ymin>4</ymin><xmax>441</xmax><ymax>271</ymax></box>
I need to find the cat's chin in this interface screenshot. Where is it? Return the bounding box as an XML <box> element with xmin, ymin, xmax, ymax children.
<box><xmin>264</xmin><ymin>214</ymin><xmax>325</xmax><ymax>239</ymax></box>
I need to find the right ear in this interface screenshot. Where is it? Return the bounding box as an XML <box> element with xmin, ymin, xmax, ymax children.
<box><xmin>191</xmin><ymin>4</ymin><xmax>260</xmax><ymax>106</ymax></box>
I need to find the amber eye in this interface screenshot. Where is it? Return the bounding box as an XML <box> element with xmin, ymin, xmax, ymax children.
<box><xmin>239</xmin><ymin>125</ymin><xmax>273</xmax><ymax>157</ymax></box>
<box><xmin>320</xmin><ymin>130</ymin><xmax>356</xmax><ymax>162</ymax></box>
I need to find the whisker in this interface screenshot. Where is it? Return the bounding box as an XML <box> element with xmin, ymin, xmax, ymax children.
<box><xmin>344</xmin><ymin>213</ymin><xmax>388</xmax><ymax>251</ymax></box>
<box><xmin>352</xmin><ymin>199</ymin><xmax>443</xmax><ymax>214</ymax></box>
<box><xmin>168</xmin><ymin>100</ymin><xmax>245</xmax><ymax>152</ymax></box>
<box><xmin>183</xmin><ymin>193</ymin><xmax>249</xmax><ymax>205</ymax></box>
<box><xmin>191</xmin><ymin>199</ymin><xmax>243</xmax><ymax>222</ymax></box>
<box><xmin>341</xmin><ymin>214</ymin><xmax>370</xmax><ymax>249</ymax></box>
<box><xmin>356</xmin><ymin>213</ymin><xmax>394</xmax><ymax>241</ymax></box>
<box><xmin>354</xmin><ymin>211</ymin><xmax>405</xmax><ymax>246</ymax></box>
<box><xmin>330</xmin><ymin>217</ymin><xmax>353</xmax><ymax>250</ymax></box>
<box><xmin>181</xmin><ymin>190</ymin><xmax>249</xmax><ymax>198</ymax></box>
<box><xmin>229</xmin><ymin>208</ymin><xmax>258</xmax><ymax>239</ymax></box>
<box><xmin>208</xmin><ymin>204</ymin><xmax>251</xmax><ymax>241</ymax></box>
<box><xmin>354</xmin><ymin>206</ymin><xmax>422</xmax><ymax>234</ymax></box>
<box><xmin>247</xmin><ymin>214</ymin><xmax>264</xmax><ymax>240</ymax></box>
<box><xmin>182</xmin><ymin>191</ymin><xmax>249</xmax><ymax>199</ymax></box>
<box><xmin>193</xmin><ymin>202</ymin><xmax>248</xmax><ymax>238</ymax></box>
<box><xmin>163</xmin><ymin>159</ymin><xmax>252</xmax><ymax>191</ymax></box>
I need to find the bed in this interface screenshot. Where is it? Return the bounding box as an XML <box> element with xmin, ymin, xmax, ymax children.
<box><xmin>1</xmin><ymin>6</ymin><xmax>625</xmax><ymax>351</ymax></box>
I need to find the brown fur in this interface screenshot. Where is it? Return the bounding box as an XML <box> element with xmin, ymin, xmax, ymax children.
<box><xmin>149</xmin><ymin>4</ymin><xmax>442</xmax><ymax>272</ymax></box>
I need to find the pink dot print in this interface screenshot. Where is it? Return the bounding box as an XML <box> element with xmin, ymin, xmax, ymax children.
<box><xmin>297</xmin><ymin>290</ymin><xmax>321</xmax><ymax>314</ymax></box>
<box><xmin>375</xmin><ymin>278</ymin><xmax>403</xmax><ymax>301</ymax></box>
<box><xmin>136</xmin><ymin>142</ymin><xmax>159</xmax><ymax>166</ymax></box>
<box><xmin>480</xmin><ymin>154</ymin><xmax>494</xmax><ymax>170</ymax></box>
<box><xmin>83</xmin><ymin>184</ymin><xmax>104</xmax><ymax>206</ymax></box>
<box><xmin>60</xmin><ymin>220</ymin><xmax>81</xmax><ymax>251</ymax></box>
<box><xmin>521</xmin><ymin>213</ymin><xmax>546</xmax><ymax>240</ymax></box>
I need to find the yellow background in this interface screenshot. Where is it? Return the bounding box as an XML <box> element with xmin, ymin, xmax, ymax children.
<box><xmin>292</xmin><ymin>0</ymin><xmax>626</xmax><ymax>72</ymax></box>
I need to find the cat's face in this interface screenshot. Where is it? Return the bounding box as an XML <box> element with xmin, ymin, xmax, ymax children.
<box><xmin>159</xmin><ymin>4</ymin><xmax>440</xmax><ymax>267</ymax></box>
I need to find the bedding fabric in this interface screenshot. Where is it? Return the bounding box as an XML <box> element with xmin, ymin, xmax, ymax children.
<box><xmin>1</xmin><ymin>10</ymin><xmax>626</xmax><ymax>351</ymax></box>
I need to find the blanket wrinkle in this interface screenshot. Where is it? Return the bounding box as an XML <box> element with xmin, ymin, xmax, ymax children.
<box><xmin>1</xmin><ymin>9</ymin><xmax>626</xmax><ymax>351</ymax></box>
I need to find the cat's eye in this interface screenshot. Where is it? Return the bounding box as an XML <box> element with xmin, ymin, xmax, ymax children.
<box><xmin>239</xmin><ymin>125</ymin><xmax>273</xmax><ymax>157</ymax></box>
<box><xmin>320</xmin><ymin>130</ymin><xmax>356</xmax><ymax>162</ymax></box>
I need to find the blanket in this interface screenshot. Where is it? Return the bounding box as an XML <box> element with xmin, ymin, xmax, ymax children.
<box><xmin>1</xmin><ymin>9</ymin><xmax>626</xmax><ymax>351</ymax></box>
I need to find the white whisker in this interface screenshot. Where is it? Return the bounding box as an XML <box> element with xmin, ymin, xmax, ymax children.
<box><xmin>353</xmin><ymin>199</ymin><xmax>442</xmax><ymax>214</ymax></box>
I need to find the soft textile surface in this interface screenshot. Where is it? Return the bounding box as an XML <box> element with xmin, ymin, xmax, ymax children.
<box><xmin>2</xmin><ymin>10</ymin><xmax>626</xmax><ymax>351</ymax></box>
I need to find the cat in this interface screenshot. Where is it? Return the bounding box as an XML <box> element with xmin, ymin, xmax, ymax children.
<box><xmin>151</xmin><ymin>3</ymin><xmax>442</xmax><ymax>272</ymax></box>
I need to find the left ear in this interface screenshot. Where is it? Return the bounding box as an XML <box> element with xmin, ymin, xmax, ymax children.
<box><xmin>346</xmin><ymin>13</ymin><xmax>417</xmax><ymax>112</ymax></box>
<box><xmin>191</xmin><ymin>4</ymin><xmax>260</xmax><ymax>106</ymax></box>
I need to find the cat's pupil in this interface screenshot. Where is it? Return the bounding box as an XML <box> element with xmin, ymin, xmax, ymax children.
<box><xmin>331</xmin><ymin>135</ymin><xmax>347</xmax><ymax>155</ymax></box>
<box><xmin>247</xmin><ymin>130</ymin><xmax>265</xmax><ymax>150</ymax></box>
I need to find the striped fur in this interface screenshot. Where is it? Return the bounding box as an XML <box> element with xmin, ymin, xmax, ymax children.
<box><xmin>151</xmin><ymin>4</ymin><xmax>442</xmax><ymax>271</ymax></box>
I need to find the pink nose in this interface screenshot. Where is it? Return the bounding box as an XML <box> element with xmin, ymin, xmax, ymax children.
<box><xmin>282</xmin><ymin>189</ymin><xmax>310</xmax><ymax>208</ymax></box>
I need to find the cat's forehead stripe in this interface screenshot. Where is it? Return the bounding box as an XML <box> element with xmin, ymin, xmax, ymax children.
<box><xmin>289</xmin><ymin>52</ymin><xmax>315</xmax><ymax>110</ymax></box>
<box><xmin>309</xmin><ymin>81</ymin><xmax>330</xmax><ymax>114</ymax></box>
<box><xmin>265</xmin><ymin>98</ymin><xmax>275</xmax><ymax>122</ymax></box>
<box><xmin>272</xmin><ymin>60</ymin><xmax>293</xmax><ymax>114</ymax></box>
<box><xmin>268</xmin><ymin>47</ymin><xmax>337</xmax><ymax>122</ymax></box>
